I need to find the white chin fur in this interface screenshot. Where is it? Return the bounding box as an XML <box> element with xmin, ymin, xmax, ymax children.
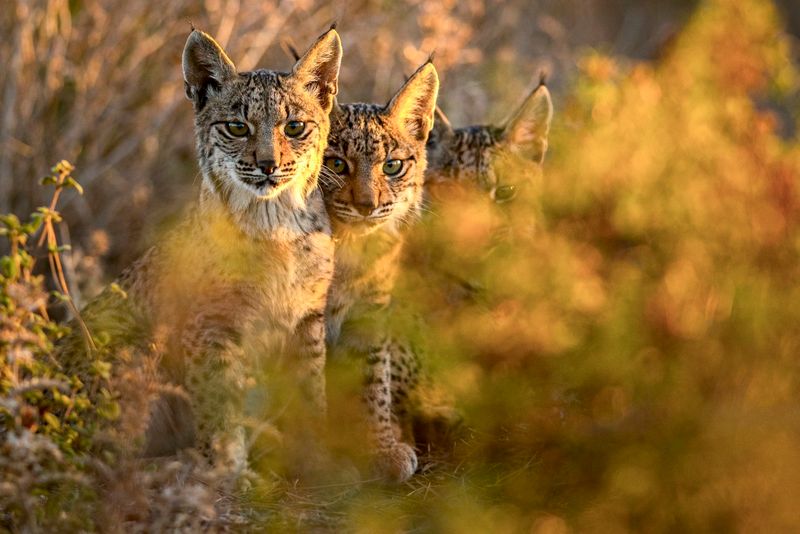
<box><xmin>252</xmin><ymin>182</ymin><xmax>289</xmax><ymax>201</ymax></box>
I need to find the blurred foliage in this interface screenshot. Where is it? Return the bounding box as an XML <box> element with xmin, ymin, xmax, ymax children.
<box><xmin>389</xmin><ymin>0</ymin><xmax>800</xmax><ymax>531</ymax></box>
<box><xmin>1</xmin><ymin>0</ymin><xmax>800</xmax><ymax>531</ymax></box>
<box><xmin>0</xmin><ymin>162</ymin><xmax>240</xmax><ymax>532</ymax></box>
<box><xmin>0</xmin><ymin>162</ymin><xmax>107</xmax><ymax>531</ymax></box>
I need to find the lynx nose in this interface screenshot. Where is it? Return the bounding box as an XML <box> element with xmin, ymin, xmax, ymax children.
<box><xmin>257</xmin><ymin>159</ymin><xmax>278</xmax><ymax>176</ymax></box>
<box><xmin>353</xmin><ymin>202</ymin><xmax>377</xmax><ymax>217</ymax></box>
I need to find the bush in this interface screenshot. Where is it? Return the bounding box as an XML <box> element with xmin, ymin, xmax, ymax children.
<box><xmin>0</xmin><ymin>161</ymin><xmax>107</xmax><ymax>531</ymax></box>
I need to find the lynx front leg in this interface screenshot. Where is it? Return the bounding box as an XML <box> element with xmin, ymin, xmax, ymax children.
<box><xmin>184</xmin><ymin>347</ymin><xmax>248</xmax><ymax>475</ymax></box>
<box><xmin>387</xmin><ymin>339</ymin><xmax>421</xmax><ymax>437</ymax></box>
<box><xmin>293</xmin><ymin>310</ymin><xmax>328</xmax><ymax>415</ymax></box>
<box><xmin>180</xmin><ymin>304</ymin><xmax>250</xmax><ymax>476</ymax></box>
<box><xmin>388</xmin><ymin>340</ymin><xmax>462</xmax><ymax>452</ymax></box>
<box><xmin>365</xmin><ymin>340</ymin><xmax>418</xmax><ymax>482</ymax></box>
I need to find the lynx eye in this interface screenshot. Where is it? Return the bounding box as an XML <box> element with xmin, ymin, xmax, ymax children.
<box><xmin>284</xmin><ymin>121</ymin><xmax>306</xmax><ymax>138</ymax></box>
<box><xmin>382</xmin><ymin>159</ymin><xmax>404</xmax><ymax>176</ymax></box>
<box><xmin>225</xmin><ymin>122</ymin><xmax>249</xmax><ymax>137</ymax></box>
<box><xmin>494</xmin><ymin>184</ymin><xmax>517</xmax><ymax>203</ymax></box>
<box><xmin>324</xmin><ymin>157</ymin><xmax>348</xmax><ymax>174</ymax></box>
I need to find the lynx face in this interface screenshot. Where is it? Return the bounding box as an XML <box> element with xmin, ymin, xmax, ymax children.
<box><xmin>183</xmin><ymin>29</ymin><xmax>342</xmax><ymax>210</ymax></box>
<box><xmin>425</xmin><ymin>83</ymin><xmax>553</xmax><ymax>204</ymax></box>
<box><xmin>321</xmin><ymin>62</ymin><xmax>439</xmax><ymax>235</ymax></box>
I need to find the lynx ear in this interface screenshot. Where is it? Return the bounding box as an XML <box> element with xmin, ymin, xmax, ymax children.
<box><xmin>501</xmin><ymin>82</ymin><xmax>553</xmax><ymax>163</ymax></box>
<box><xmin>386</xmin><ymin>61</ymin><xmax>439</xmax><ymax>141</ymax></box>
<box><xmin>292</xmin><ymin>28</ymin><xmax>342</xmax><ymax>113</ymax></box>
<box><xmin>330</xmin><ymin>97</ymin><xmax>345</xmax><ymax>125</ymax></box>
<box><xmin>430</xmin><ymin>106</ymin><xmax>454</xmax><ymax>141</ymax></box>
<box><xmin>182</xmin><ymin>30</ymin><xmax>237</xmax><ymax>109</ymax></box>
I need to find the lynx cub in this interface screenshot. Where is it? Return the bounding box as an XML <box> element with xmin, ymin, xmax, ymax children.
<box><xmin>321</xmin><ymin>61</ymin><xmax>439</xmax><ymax>482</ymax></box>
<box><xmin>58</xmin><ymin>28</ymin><xmax>342</xmax><ymax>473</ymax></box>
<box><xmin>426</xmin><ymin>79</ymin><xmax>553</xmax><ymax>202</ymax></box>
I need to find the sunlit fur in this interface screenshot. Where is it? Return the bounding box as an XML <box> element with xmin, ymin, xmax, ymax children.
<box><xmin>57</xmin><ymin>28</ymin><xmax>342</xmax><ymax>477</ymax></box>
<box><xmin>171</xmin><ymin>28</ymin><xmax>341</xmax><ymax>468</ymax></box>
<box><xmin>199</xmin><ymin>78</ymin><xmax>323</xmax><ymax>200</ymax></box>
<box><xmin>321</xmin><ymin>105</ymin><xmax>425</xmax><ymax>236</ymax></box>
<box><xmin>187</xmin><ymin>33</ymin><xmax>341</xmax><ymax>236</ymax></box>
<box><xmin>322</xmin><ymin>62</ymin><xmax>439</xmax><ymax>482</ymax></box>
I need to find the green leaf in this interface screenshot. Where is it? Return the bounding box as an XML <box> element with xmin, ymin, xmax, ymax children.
<box><xmin>97</xmin><ymin>400</ymin><xmax>121</xmax><ymax>421</ymax></box>
<box><xmin>0</xmin><ymin>257</ymin><xmax>18</xmax><ymax>279</ymax></box>
<box><xmin>90</xmin><ymin>360</ymin><xmax>112</xmax><ymax>380</ymax></box>
<box><xmin>0</xmin><ymin>214</ymin><xmax>20</xmax><ymax>230</ymax></box>
<box><xmin>47</xmin><ymin>243</ymin><xmax>71</xmax><ymax>253</ymax></box>
<box><xmin>51</xmin><ymin>291</ymin><xmax>70</xmax><ymax>302</ymax></box>
<box><xmin>18</xmin><ymin>250</ymin><xmax>33</xmax><ymax>268</ymax></box>
<box><xmin>22</xmin><ymin>214</ymin><xmax>44</xmax><ymax>234</ymax></box>
<box><xmin>109</xmin><ymin>283</ymin><xmax>128</xmax><ymax>300</ymax></box>
<box><xmin>43</xmin><ymin>412</ymin><xmax>61</xmax><ymax>430</ymax></box>
<box><xmin>64</xmin><ymin>177</ymin><xmax>84</xmax><ymax>195</ymax></box>
<box><xmin>52</xmin><ymin>160</ymin><xmax>74</xmax><ymax>175</ymax></box>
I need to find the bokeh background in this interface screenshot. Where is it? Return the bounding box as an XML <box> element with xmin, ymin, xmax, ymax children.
<box><xmin>2</xmin><ymin>0</ymin><xmax>800</xmax><ymax>531</ymax></box>
<box><xmin>0</xmin><ymin>0</ymin><xmax>742</xmax><ymax>299</ymax></box>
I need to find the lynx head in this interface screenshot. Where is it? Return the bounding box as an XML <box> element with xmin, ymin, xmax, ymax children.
<box><xmin>426</xmin><ymin>81</ymin><xmax>553</xmax><ymax>203</ymax></box>
<box><xmin>321</xmin><ymin>61</ymin><xmax>439</xmax><ymax>235</ymax></box>
<box><xmin>182</xmin><ymin>28</ymin><xmax>341</xmax><ymax>211</ymax></box>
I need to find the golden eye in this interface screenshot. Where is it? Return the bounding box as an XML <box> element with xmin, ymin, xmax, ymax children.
<box><xmin>382</xmin><ymin>159</ymin><xmax>403</xmax><ymax>176</ymax></box>
<box><xmin>324</xmin><ymin>157</ymin><xmax>348</xmax><ymax>174</ymax></box>
<box><xmin>225</xmin><ymin>121</ymin><xmax>249</xmax><ymax>137</ymax></box>
<box><xmin>494</xmin><ymin>184</ymin><xmax>517</xmax><ymax>203</ymax></box>
<box><xmin>284</xmin><ymin>120</ymin><xmax>306</xmax><ymax>138</ymax></box>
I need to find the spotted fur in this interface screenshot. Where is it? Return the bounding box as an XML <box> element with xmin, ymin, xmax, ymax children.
<box><xmin>57</xmin><ymin>28</ymin><xmax>342</xmax><ymax>476</ymax></box>
<box><xmin>321</xmin><ymin>62</ymin><xmax>439</xmax><ymax>482</ymax></box>
<box><xmin>425</xmin><ymin>81</ymin><xmax>553</xmax><ymax>202</ymax></box>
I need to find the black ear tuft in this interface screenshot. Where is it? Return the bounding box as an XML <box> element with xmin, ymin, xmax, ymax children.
<box><xmin>538</xmin><ymin>70</ymin><xmax>548</xmax><ymax>87</ymax></box>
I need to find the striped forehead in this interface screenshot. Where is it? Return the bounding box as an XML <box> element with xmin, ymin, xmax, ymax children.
<box><xmin>224</xmin><ymin>70</ymin><xmax>308</xmax><ymax>121</ymax></box>
<box><xmin>330</xmin><ymin>104</ymin><xmax>400</xmax><ymax>155</ymax></box>
<box><xmin>454</xmin><ymin>125</ymin><xmax>499</xmax><ymax>153</ymax></box>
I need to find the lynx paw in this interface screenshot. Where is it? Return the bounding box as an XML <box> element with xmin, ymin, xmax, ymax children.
<box><xmin>375</xmin><ymin>442</ymin><xmax>418</xmax><ymax>483</ymax></box>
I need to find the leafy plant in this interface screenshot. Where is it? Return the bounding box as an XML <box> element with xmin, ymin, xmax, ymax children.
<box><xmin>0</xmin><ymin>161</ymin><xmax>112</xmax><ymax>530</ymax></box>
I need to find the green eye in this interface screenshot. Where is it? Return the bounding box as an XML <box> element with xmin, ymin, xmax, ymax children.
<box><xmin>284</xmin><ymin>120</ymin><xmax>306</xmax><ymax>138</ymax></box>
<box><xmin>494</xmin><ymin>184</ymin><xmax>517</xmax><ymax>203</ymax></box>
<box><xmin>324</xmin><ymin>157</ymin><xmax>348</xmax><ymax>174</ymax></box>
<box><xmin>225</xmin><ymin>121</ymin><xmax>249</xmax><ymax>137</ymax></box>
<box><xmin>382</xmin><ymin>159</ymin><xmax>404</xmax><ymax>176</ymax></box>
